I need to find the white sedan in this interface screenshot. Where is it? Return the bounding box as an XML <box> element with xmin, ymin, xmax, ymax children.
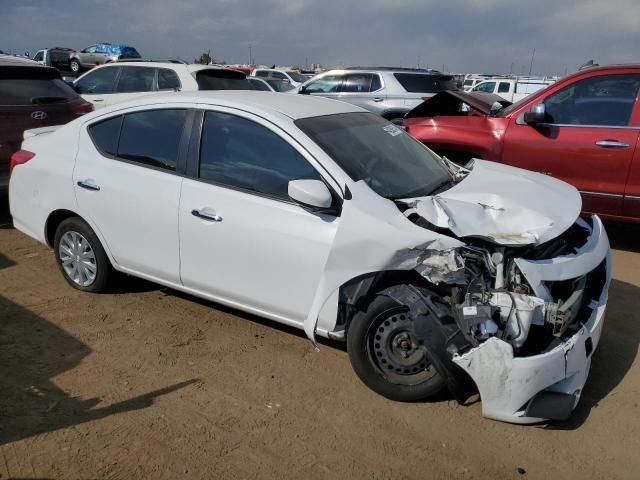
<box><xmin>9</xmin><ymin>92</ymin><xmax>611</xmax><ymax>424</ymax></box>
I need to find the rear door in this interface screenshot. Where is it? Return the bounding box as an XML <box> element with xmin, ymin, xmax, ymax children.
<box><xmin>74</xmin><ymin>107</ymin><xmax>191</xmax><ymax>283</ymax></box>
<box><xmin>74</xmin><ymin>66</ymin><xmax>121</xmax><ymax>108</ymax></box>
<box><xmin>335</xmin><ymin>73</ymin><xmax>385</xmax><ymax>112</ymax></box>
<box><xmin>0</xmin><ymin>67</ymin><xmax>81</xmax><ymax>189</ymax></box>
<box><xmin>502</xmin><ymin>73</ymin><xmax>640</xmax><ymax>216</ymax></box>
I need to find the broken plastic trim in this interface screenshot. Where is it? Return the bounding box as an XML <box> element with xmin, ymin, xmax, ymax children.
<box><xmin>380</xmin><ymin>284</ymin><xmax>474</xmax><ymax>404</ymax></box>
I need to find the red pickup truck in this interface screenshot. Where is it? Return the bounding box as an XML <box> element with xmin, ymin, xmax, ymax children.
<box><xmin>404</xmin><ymin>65</ymin><xmax>640</xmax><ymax>222</ymax></box>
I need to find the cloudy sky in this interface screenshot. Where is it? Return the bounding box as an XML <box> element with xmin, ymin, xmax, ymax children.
<box><xmin>3</xmin><ymin>0</ymin><xmax>638</xmax><ymax>75</ymax></box>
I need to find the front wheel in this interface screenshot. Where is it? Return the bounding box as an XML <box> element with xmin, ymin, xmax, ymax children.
<box><xmin>347</xmin><ymin>293</ymin><xmax>445</xmax><ymax>401</ymax></box>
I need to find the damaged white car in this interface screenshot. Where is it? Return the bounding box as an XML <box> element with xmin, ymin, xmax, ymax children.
<box><xmin>9</xmin><ymin>92</ymin><xmax>611</xmax><ymax>424</ymax></box>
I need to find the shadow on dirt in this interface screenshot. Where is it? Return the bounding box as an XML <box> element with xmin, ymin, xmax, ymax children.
<box><xmin>546</xmin><ymin>278</ymin><xmax>640</xmax><ymax>430</ymax></box>
<box><xmin>0</xmin><ymin>295</ymin><xmax>199</xmax><ymax>446</ymax></box>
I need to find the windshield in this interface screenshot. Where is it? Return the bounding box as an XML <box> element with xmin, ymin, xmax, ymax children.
<box><xmin>296</xmin><ymin>112</ymin><xmax>451</xmax><ymax>199</ymax></box>
<box><xmin>287</xmin><ymin>71</ymin><xmax>308</xmax><ymax>83</ymax></box>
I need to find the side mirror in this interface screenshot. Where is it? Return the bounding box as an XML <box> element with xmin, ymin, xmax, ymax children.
<box><xmin>299</xmin><ymin>85</ymin><xmax>309</xmax><ymax>95</ymax></box>
<box><xmin>489</xmin><ymin>101</ymin><xmax>502</xmax><ymax>116</ymax></box>
<box><xmin>62</xmin><ymin>77</ymin><xmax>75</xmax><ymax>88</ymax></box>
<box><xmin>523</xmin><ymin>103</ymin><xmax>546</xmax><ymax>125</ymax></box>
<box><xmin>288</xmin><ymin>179</ymin><xmax>332</xmax><ymax>209</ymax></box>
<box><xmin>24</xmin><ymin>51</ymin><xmax>30</xmax><ymax>58</ymax></box>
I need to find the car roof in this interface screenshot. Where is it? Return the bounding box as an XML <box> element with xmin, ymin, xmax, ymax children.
<box><xmin>0</xmin><ymin>55</ymin><xmax>40</xmax><ymax>66</ymax></box>
<box><xmin>88</xmin><ymin>90</ymin><xmax>363</xmax><ymax>120</ymax></box>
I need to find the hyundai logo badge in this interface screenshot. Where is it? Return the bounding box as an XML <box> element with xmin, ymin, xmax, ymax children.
<box><xmin>31</xmin><ymin>111</ymin><xmax>47</xmax><ymax>120</ymax></box>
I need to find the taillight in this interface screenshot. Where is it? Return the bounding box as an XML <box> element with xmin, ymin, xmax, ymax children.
<box><xmin>71</xmin><ymin>101</ymin><xmax>94</xmax><ymax>115</ymax></box>
<box><xmin>10</xmin><ymin>150</ymin><xmax>35</xmax><ymax>173</ymax></box>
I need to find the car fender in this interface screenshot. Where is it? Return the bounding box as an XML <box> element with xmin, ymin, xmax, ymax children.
<box><xmin>304</xmin><ymin>180</ymin><xmax>464</xmax><ymax>344</ymax></box>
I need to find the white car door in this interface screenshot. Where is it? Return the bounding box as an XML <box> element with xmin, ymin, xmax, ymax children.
<box><xmin>74</xmin><ymin>66</ymin><xmax>120</xmax><ymax>109</ymax></box>
<box><xmin>73</xmin><ymin>106</ymin><xmax>191</xmax><ymax>284</ymax></box>
<box><xmin>178</xmin><ymin>108</ymin><xmax>340</xmax><ymax>325</ymax></box>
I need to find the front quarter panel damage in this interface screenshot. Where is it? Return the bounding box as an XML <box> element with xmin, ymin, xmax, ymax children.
<box><xmin>304</xmin><ymin>180</ymin><xmax>464</xmax><ymax>342</ymax></box>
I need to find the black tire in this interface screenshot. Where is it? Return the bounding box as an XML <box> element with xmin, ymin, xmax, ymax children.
<box><xmin>347</xmin><ymin>293</ymin><xmax>446</xmax><ymax>401</ymax></box>
<box><xmin>53</xmin><ymin>216</ymin><xmax>113</xmax><ymax>292</ymax></box>
<box><xmin>69</xmin><ymin>58</ymin><xmax>81</xmax><ymax>73</ymax></box>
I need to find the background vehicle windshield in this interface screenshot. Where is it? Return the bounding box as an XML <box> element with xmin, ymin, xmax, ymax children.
<box><xmin>287</xmin><ymin>71</ymin><xmax>308</xmax><ymax>83</ymax></box>
<box><xmin>296</xmin><ymin>112</ymin><xmax>451</xmax><ymax>198</ymax></box>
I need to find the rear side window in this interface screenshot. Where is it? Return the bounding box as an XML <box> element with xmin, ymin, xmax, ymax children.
<box><xmin>498</xmin><ymin>82</ymin><xmax>511</xmax><ymax>93</ymax></box>
<box><xmin>0</xmin><ymin>78</ymin><xmax>76</xmax><ymax>105</ymax></box>
<box><xmin>342</xmin><ymin>73</ymin><xmax>381</xmax><ymax>93</ymax></box>
<box><xmin>270</xmin><ymin>71</ymin><xmax>287</xmax><ymax>80</ymax></box>
<box><xmin>89</xmin><ymin>109</ymin><xmax>187</xmax><ymax>172</ymax></box>
<box><xmin>89</xmin><ymin>116</ymin><xmax>122</xmax><ymax>156</ymax></box>
<box><xmin>394</xmin><ymin>73</ymin><xmax>447</xmax><ymax>93</ymax></box>
<box><xmin>254</xmin><ymin>71</ymin><xmax>269</xmax><ymax>78</ymax></box>
<box><xmin>195</xmin><ymin>70</ymin><xmax>252</xmax><ymax>90</ymax></box>
<box><xmin>74</xmin><ymin>67</ymin><xmax>120</xmax><ymax>94</ymax></box>
<box><xmin>199</xmin><ymin>111</ymin><xmax>321</xmax><ymax>200</ymax></box>
<box><xmin>118</xmin><ymin>110</ymin><xmax>187</xmax><ymax>171</ymax></box>
<box><xmin>157</xmin><ymin>68</ymin><xmax>180</xmax><ymax>90</ymax></box>
<box><xmin>115</xmin><ymin>67</ymin><xmax>155</xmax><ymax>93</ymax></box>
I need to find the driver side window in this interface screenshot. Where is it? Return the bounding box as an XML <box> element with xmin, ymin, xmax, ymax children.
<box><xmin>304</xmin><ymin>75</ymin><xmax>343</xmax><ymax>94</ymax></box>
<box><xmin>74</xmin><ymin>67</ymin><xmax>120</xmax><ymax>94</ymax></box>
<box><xmin>199</xmin><ymin>111</ymin><xmax>322</xmax><ymax>200</ymax></box>
<box><xmin>84</xmin><ymin>46</ymin><xmax>97</xmax><ymax>54</ymax></box>
<box><xmin>544</xmin><ymin>74</ymin><xmax>640</xmax><ymax>126</ymax></box>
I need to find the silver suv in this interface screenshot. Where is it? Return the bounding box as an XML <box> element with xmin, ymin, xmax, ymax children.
<box><xmin>294</xmin><ymin>67</ymin><xmax>457</xmax><ymax>121</ymax></box>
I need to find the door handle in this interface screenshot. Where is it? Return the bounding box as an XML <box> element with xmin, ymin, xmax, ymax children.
<box><xmin>93</xmin><ymin>99</ymin><xmax>104</xmax><ymax>102</ymax></box>
<box><xmin>191</xmin><ymin>209</ymin><xmax>222</xmax><ymax>222</ymax></box>
<box><xmin>595</xmin><ymin>140</ymin><xmax>630</xmax><ymax>148</ymax></box>
<box><xmin>77</xmin><ymin>180</ymin><xmax>100</xmax><ymax>191</ymax></box>
<box><xmin>373</xmin><ymin>97</ymin><xmax>384</xmax><ymax>102</ymax></box>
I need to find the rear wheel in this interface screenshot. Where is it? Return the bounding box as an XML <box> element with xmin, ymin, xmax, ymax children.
<box><xmin>53</xmin><ymin>217</ymin><xmax>113</xmax><ymax>292</ymax></box>
<box><xmin>347</xmin><ymin>293</ymin><xmax>445</xmax><ymax>401</ymax></box>
<box><xmin>69</xmin><ymin>58</ymin><xmax>81</xmax><ymax>73</ymax></box>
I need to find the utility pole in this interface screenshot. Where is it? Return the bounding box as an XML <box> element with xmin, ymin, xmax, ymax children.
<box><xmin>248</xmin><ymin>46</ymin><xmax>253</xmax><ymax>66</ymax></box>
<box><xmin>528</xmin><ymin>48</ymin><xmax>536</xmax><ymax>76</ymax></box>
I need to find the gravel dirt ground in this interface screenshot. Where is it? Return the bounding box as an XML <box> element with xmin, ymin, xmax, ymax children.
<box><xmin>0</xmin><ymin>199</ymin><xmax>638</xmax><ymax>480</ymax></box>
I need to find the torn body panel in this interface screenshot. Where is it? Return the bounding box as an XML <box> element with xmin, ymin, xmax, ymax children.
<box><xmin>304</xmin><ymin>180</ymin><xmax>464</xmax><ymax>343</ymax></box>
<box><xmin>305</xmin><ymin>159</ymin><xmax>610</xmax><ymax>424</ymax></box>
<box><xmin>452</xmin><ymin>223</ymin><xmax>611</xmax><ymax>423</ymax></box>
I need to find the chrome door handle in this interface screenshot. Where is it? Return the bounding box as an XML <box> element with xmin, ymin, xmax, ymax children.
<box><xmin>77</xmin><ymin>180</ymin><xmax>100</xmax><ymax>191</ymax></box>
<box><xmin>373</xmin><ymin>97</ymin><xmax>384</xmax><ymax>102</ymax></box>
<box><xmin>191</xmin><ymin>209</ymin><xmax>222</xmax><ymax>222</ymax></box>
<box><xmin>595</xmin><ymin>140</ymin><xmax>630</xmax><ymax>148</ymax></box>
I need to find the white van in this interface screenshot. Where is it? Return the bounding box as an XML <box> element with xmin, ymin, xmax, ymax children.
<box><xmin>472</xmin><ymin>77</ymin><xmax>556</xmax><ymax>102</ymax></box>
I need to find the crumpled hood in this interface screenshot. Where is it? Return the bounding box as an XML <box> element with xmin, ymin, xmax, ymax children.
<box><xmin>409</xmin><ymin>160</ymin><xmax>582</xmax><ymax>246</ymax></box>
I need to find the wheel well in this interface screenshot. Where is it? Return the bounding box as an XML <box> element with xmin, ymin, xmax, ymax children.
<box><xmin>338</xmin><ymin>270</ymin><xmax>441</xmax><ymax>333</ymax></box>
<box><xmin>45</xmin><ymin>209</ymin><xmax>79</xmax><ymax>247</ymax></box>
